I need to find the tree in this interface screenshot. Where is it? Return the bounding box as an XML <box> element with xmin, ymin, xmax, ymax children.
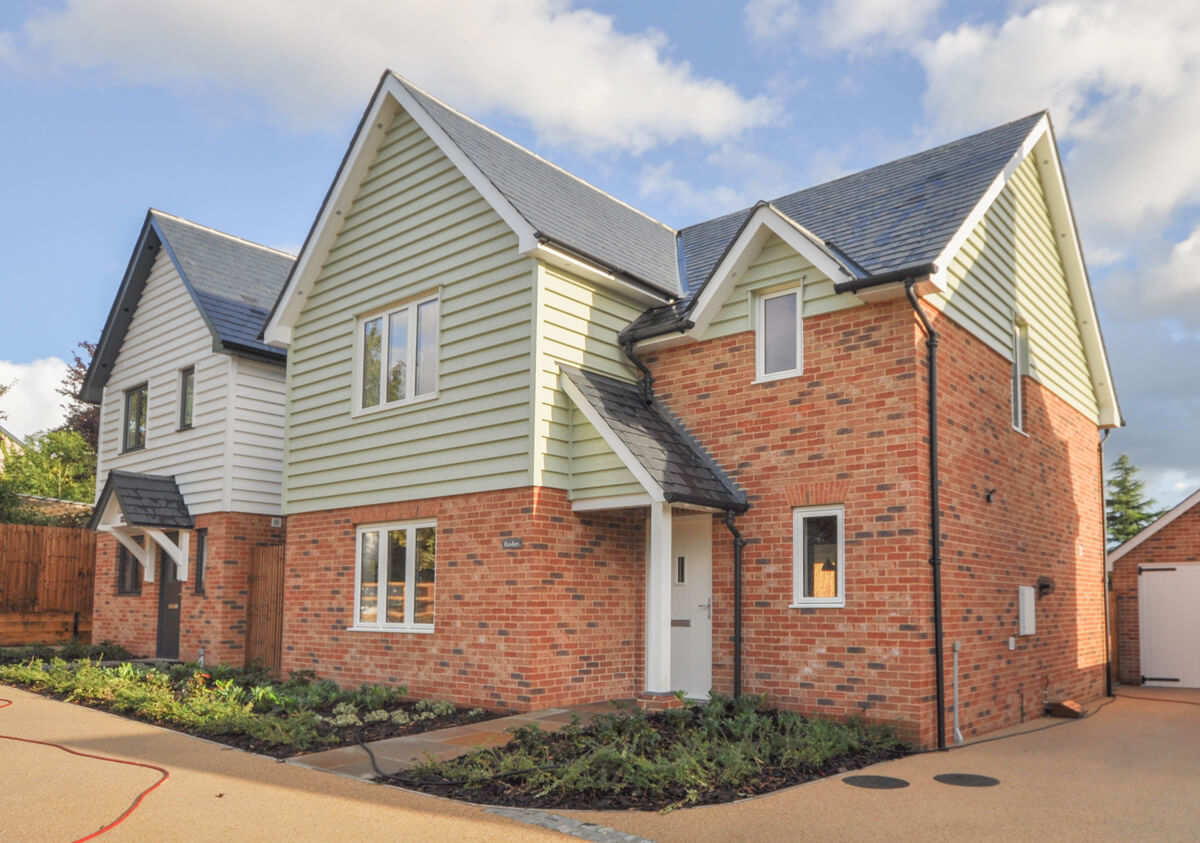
<box><xmin>0</xmin><ymin>379</ymin><xmax>11</xmax><ymax>422</ymax></box>
<box><xmin>57</xmin><ymin>340</ymin><xmax>99</xmax><ymax>451</ymax></box>
<box><xmin>1106</xmin><ymin>454</ymin><xmax>1166</xmax><ymax>548</ymax></box>
<box><xmin>3</xmin><ymin>429</ymin><xmax>96</xmax><ymax>502</ymax></box>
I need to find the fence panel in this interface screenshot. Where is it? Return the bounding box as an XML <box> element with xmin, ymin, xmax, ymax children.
<box><xmin>0</xmin><ymin>524</ymin><xmax>95</xmax><ymax>642</ymax></box>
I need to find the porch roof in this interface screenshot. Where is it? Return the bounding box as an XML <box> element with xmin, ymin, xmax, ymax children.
<box><xmin>88</xmin><ymin>470</ymin><xmax>194</xmax><ymax>531</ymax></box>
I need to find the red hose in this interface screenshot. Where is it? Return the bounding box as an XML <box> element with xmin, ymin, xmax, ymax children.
<box><xmin>0</xmin><ymin>696</ymin><xmax>170</xmax><ymax>842</ymax></box>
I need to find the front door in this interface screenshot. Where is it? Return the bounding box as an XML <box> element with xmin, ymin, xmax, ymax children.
<box><xmin>670</xmin><ymin>515</ymin><xmax>712</xmax><ymax>698</ymax></box>
<box><xmin>156</xmin><ymin>538</ymin><xmax>182</xmax><ymax>660</ymax></box>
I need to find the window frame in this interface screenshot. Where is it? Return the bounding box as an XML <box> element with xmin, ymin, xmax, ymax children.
<box><xmin>122</xmin><ymin>383</ymin><xmax>148</xmax><ymax>452</ymax></box>
<box><xmin>116</xmin><ymin>539</ymin><xmax>143</xmax><ymax>595</ymax></box>
<box><xmin>193</xmin><ymin>528</ymin><xmax>207</xmax><ymax>595</ymax></box>
<box><xmin>350</xmin><ymin>520</ymin><xmax>437</xmax><ymax>633</ymax></box>
<box><xmin>178</xmin><ymin>366</ymin><xmax>195</xmax><ymax>431</ymax></box>
<box><xmin>791</xmin><ymin>505</ymin><xmax>846</xmax><ymax>609</ymax></box>
<box><xmin>755</xmin><ymin>287</ymin><xmax>803</xmax><ymax>383</ymax></box>
<box><xmin>353</xmin><ymin>293</ymin><xmax>440</xmax><ymax>415</ymax></box>
<box><xmin>1011</xmin><ymin>319</ymin><xmax>1029</xmax><ymax>433</ymax></box>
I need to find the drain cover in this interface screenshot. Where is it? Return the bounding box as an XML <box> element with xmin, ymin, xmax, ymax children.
<box><xmin>843</xmin><ymin>775</ymin><xmax>910</xmax><ymax>789</ymax></box>
<box><xmin>934</xmin><ymin>773</ymin><xmax>1000</xmax><ymax>787</ymax></box>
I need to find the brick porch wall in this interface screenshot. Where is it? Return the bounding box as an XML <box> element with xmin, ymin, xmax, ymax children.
<box><xmin>1111</xmin><ymin>501</ymin><xmax>1200</xmax><ymax>685</ymax></box>
<box><xmin>280</xmin><ymin>487</ymin><xmax>646</xmax><ymax>712</ymax></box>
<box><xmin>91</xmin><ymin>512</ymin><xmax>284</xmax><ymax>664</ymax></box>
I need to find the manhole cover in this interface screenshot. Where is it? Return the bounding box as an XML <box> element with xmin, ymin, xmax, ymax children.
<box><xmin>934</xmin><ymin>773</ymin><xmax>1000</xmax><ymax>787</ymax></box>
<box><xmin>843</xmin><ymin>775</ymin><xmax>910</xmax><ymax>789</ymax></box>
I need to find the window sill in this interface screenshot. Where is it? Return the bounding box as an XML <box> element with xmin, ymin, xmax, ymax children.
<box><xmin>1011</xmin><ymin>425</ymin><xmax>1030</xmax><ymax>438</ymax></box>
<box><xmin>351</xmin><ymin>391</ymin><xmax>439</xmax><ymax>418</ymax></box>
<box><xmin>754</xmin><ymin>369</ymin><xmax>803</xmax><ymax>385</ymax></box>
<box><xmin>116</xmin><ymin>592</ymin><xmax>142</xmax><ymax>597</ymax></box>
<box><xmin>120</xmin><ymin>444</ymin><xmax>146</xmax><ymax>455</ymax></box>
<box><xmin>346</xmin><ymin>624</ymin><xmax>435</xmax><ymax>635</ymax></box>
<box><xmin>789</xmin><ymin>600</ymin><xmax>845</xmax><ymax>609</ymax></box>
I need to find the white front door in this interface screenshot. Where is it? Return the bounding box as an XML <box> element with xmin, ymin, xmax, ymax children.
<box><xmin>670</xmin><ymin>515</ymin><xmax>713</xmax><ymax>699</ymax></box>
<box><xmin>1139</xmin><ymin>562</ymin><xmax>1200</xmax><ymax>688</ymax></box>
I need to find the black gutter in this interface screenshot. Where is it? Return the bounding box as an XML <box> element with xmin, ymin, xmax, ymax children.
<box><xmin>619</xmin><ymin>315</ymin><xmax>695</xmax><ymax>345</ymax></box>
<box><xmin>904</xmin><ymin>281</ymin><xmax>946</xmax><ymax>751</ymax></box>
<box><xmin>622</xmin><ymin>339</ymin><xmax>657</xmax><ymax>405</ymax></box>
<box><xmin>833</xmin><ymin>262</ymin><xmax>938</xmax><ymax>295</ymax></box>
<box><xmin>725</xmin><ymin>511</ymin><xmax>748</xmax><ymax>699</ymax></box>
<box><xmin>1099</xmin><ymin>428</ymin><xmax>1113</xmax><ymax>698</ymax></box>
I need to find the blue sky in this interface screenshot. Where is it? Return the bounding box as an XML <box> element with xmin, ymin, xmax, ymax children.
<box><xmin>1</xmin><ymin>0</ymin><xmax>1197</xmax><ymax>508</ymax></box>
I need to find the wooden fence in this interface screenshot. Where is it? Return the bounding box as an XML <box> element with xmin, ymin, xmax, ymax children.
<box><xmin>0</xmin><ymin>524</ymin><xmax>95</xmax><ymax>645</ymax></box>
<box><xmin>245</xmin><ymin>544</ymin><xmax>286</xmax><ymax>676</ymax></box>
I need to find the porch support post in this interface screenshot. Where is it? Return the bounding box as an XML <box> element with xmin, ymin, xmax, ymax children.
<box><xmin>645</xmin><ymin>500</ymin><xmax>673</xmax><ymax>694</ymax></box>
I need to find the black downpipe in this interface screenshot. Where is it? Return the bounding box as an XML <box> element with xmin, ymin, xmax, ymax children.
<box><xmin>725</xmin><ymin>511</ymin><xmax>748</xmax><ymax>699</ymax></box>
<box><xmin>905</xmin><ymin>281</ymin><xmax>946</xmax><ymax>750</ymax></box>
<box><xmin>1099</xmin><ymin>428</ymin><xmax>1113</xmax><ymax>697</ymax></box>
<box><xmin>622</xmin><ymin>339</ymin><xmax>656</xmax><ymax>405</ymax></box>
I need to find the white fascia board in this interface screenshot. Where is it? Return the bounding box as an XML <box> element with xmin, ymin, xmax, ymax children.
<box><xmin>681</xmin><ymin>205</ymin><xmax>856</xmax><ymax>340</ymax></box>
<box><xmin>1029</xmin><ymin>126</ymin><xmax>1122</xmax><ymax>428</ymax></box>
<box><xmin>559</xmin><ymin>371</ymin><xmax>666</xmax><ymax>503</ymax></box>
<box><xmin>930</xmin><ymin>114</ymin><xmax>1049</xmax><ymax>296</ymax></box>
<box><xmin>1108</xmin><ymin>488</ymin><xmax>1200</xmax><ymax>565</ymax></box>
<box><xmin>571</xmin><ymin>493</ymin><xmax>654</xmax><ymax>512</ymax></box>
<box><xmin>263</xmin><ymin>74</ymin><xmax>540</xmax><ymax>347</ymax></box>
<box><xmin>532</xmin><ymin>244</ymin><xmax>671</xmax><ymax>307</ymax></box>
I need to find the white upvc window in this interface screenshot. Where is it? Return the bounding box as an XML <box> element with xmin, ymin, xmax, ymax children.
<box><xmin>791</xmin><ymin>505</ymin><xmax>845</xmax><ymax>608</ymax></box>
<box><xmin>755</xmin><ymin>287</ymin><xmax>802</xmax><ymax>382</ymax></box>
<box><xmin>352</xmin><ymin>521</ymin><xmax>437</xmax><ymax>632</ymax></box>
<box><xmin>356</xmin><ymin>294</ymin><xmax>439</xmax><ymax>412</ymax></box>
<box><xmin>1012</xmin><ymin>320</ymin><xmax>1029</xmax><ymax>432</ymax></box>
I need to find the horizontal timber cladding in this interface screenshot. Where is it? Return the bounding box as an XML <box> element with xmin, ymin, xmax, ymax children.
<box><xmin>931</xmin><ymin>153</ymin><xmax>1100</xmax><ymax>421</ymax></box>
<box><xmin>279</xmin><ymin>487</ymin><xmax>647</xmax><ymax>711</ymax></box>
<box><xmin>96</xmin><ymin>247</ymin><xmax>229</xmax><ymax>512</ymax></box>
<box><xmin>699</xmin><ymin>233</ymin><xmax>861</xmax><ymax>342</ymax></box>
<box><xmin>568</xmin><ymin>409</ymin><xmax>642</xmax><ymax>500</ymax></box>
<box><xmin>533</xmin><ymin>262</ymin><xmax>644</xmax><ymax>494</ymax></box>
<box><xmin>230</xmin><ymin>357</ymin><xmax>286</xmax><ymax>515</ymax></box>
<box><xmin>283</xmin><ymin>105</ymin><xmax>537</xmax><ymax>514</ymax></box>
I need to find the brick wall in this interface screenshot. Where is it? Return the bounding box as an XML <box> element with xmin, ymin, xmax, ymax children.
<box><xmin>646</xmin><ymin>297</ymin><xmax>1106</xmax><ymax>745</ymax></box>
<box><xmin>1111</xmin><ymin>499</ymin><xmax>1200</xmax><ymax>684</ymax></box>
<box><xmin>280</xmin><ymin>487</ymin><xmax>646</xmax><ymax>711</ymax></box>
<box><xmin>91</xmin><ymin>512</ymin><xmax>284</xmax><ymax>663</ymax></box>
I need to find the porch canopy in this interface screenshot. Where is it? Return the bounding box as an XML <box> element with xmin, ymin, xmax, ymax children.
<box><xmin>559</xmin><ymin>365</ymin><xmax>745</xmax><ymax>695</ymax></box>
<box><xmin>89</xmin><ymin>469</ymin><xmax>194</xmax><ymax>583</ymax></box>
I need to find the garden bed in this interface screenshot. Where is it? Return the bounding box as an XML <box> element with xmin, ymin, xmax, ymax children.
<box><xmin>388</xmin><ymin>695</ymin><xmax>909</xmax><ymax>811</ymax></box>
<box><xmin>0</xmin><ymin>657</ymin><xmax>494</xmax><ymax>758</ymax></box>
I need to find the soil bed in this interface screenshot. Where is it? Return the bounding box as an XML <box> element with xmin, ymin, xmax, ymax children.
<box><xmin>384</xmin><ymin>697</ymin><xmax>909</xmax><ymax>811</ymax></box>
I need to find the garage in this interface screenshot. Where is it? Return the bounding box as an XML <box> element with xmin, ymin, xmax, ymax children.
<box><xmin>1138</xmin><ymin>563</ymin><xmax>1200</xmax><ymax>687</ymax></box>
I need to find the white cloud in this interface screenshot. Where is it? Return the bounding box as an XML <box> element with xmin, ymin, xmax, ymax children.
<box><xmin>0</xmin><ymin>358</ymin><xmax>69</xmax><ymax>440</ymax></box>
<box><xmin>745</xmin><ymin>0</ymin><xmax>942</xmax><ymax>50</ymax></box>
<box><xmin>6</xmin><ymin>0</ymin><xmax>775</xmax><ymax>154</ymax></box>
<box><xmin>917</xmin><ymin>2</ymin><xmax>1200</xmax><ymax>238</ymax></box>
<box><xmin>638</xmin><ymin>162</ymin><xmax>749</xmax><ymax>220</ymax></box>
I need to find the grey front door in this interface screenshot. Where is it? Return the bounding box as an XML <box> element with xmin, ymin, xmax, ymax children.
<box><xmin>156</xmin><ymin>539</ymin><xmax>181</xmax><ymax>659</ymax></box>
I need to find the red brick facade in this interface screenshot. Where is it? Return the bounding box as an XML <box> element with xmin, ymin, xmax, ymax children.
<box><xmin>280</xmin><ymin>488</ymin><xmax>646</xmax><ymax>711</ymax></box>
<box><xmin>1111</xmin><ymin>498</ymin><xmax>1200</xmax><ymax>684</ymax></box>
<box><xmin>92</xmin><ymin>512</ymin><xmax>284</xmax><ymax>664</ymax></box>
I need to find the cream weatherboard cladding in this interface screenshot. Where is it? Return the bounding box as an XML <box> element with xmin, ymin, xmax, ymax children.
<box><xmin>931</xmin><ymin>154</ymin><xmax>1099</xmax><ymax>420</ymax></box>
<box><xmin>698</xmin><ymin>234</ymin><xmax>860</xmax><ymax>343</ymax></box>
<box><xmin>283</xmin><ymin>107</ymin><xmax>536</xmax><ymax>513</ymax></box>
<box><xmin>229</xmin><ymin>356</ymin><xmax>286</xmax><ymax>514</ymax></box>
<box><xmin>95</xmin><ymin>249</ymin><xmax>229</xmax><ymax>513</ymax></box>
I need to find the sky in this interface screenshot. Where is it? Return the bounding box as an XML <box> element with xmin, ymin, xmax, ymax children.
<box><xmin>0</xmin><ymin>0</ymin><xmax>1197</xmax><ymax>508</ymax></box>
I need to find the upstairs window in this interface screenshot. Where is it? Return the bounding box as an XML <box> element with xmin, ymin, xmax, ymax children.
<box><xmin>756</xmin><ymin>288</ymin><xmax>802</xmax><ymax>381</ymax></box>
<box><xmin>123</xmin><ymin>384</ymin><xmax>147</xmax><ymax>451</ymax></box>
<box><xmin>1012</xmin><ymin>320</ymin><xmax>1029</xmax><ymax>432</ymax></box>
<box><xmin>354</xmin><ymin>521</ymin><xmax>437</xmax><ymax>632</ymax></box>
<box><xmin>792</xmin><ymin>505</ymin><xmax>845</xmax><ymax>608</ymax></box>
<box><xmin>179</xmin><ymin>367</ymin><xmax>195</xmax><ymax>430</ymax></box>
<box><xmin>359</xmin><ymin>295</ymin><xmax>439</xmax><ymax>411</ymax></box>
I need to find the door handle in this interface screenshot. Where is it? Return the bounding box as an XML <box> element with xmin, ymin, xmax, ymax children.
<box><xmin>698</xmin><ymin>597</ymin><xmax>712</xmax><ymax>619</ymax></box>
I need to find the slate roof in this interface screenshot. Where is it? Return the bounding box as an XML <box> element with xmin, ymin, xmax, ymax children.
<box><xmin>397</xmin><ymin>76</ymin><xmax>681</xmax><ymax>296</ymax></box>
<box><xmin>81</xmin><ymin>211</ymin><xmax>295</xmax><ymax>403</ymax></box>
<box><xmin>630</xmin><ymin>112</ymin><xmax>1046</xmax><ymax>337</ymax></box>
<box><xmin>561</xmin><ymin>365</ymin><xmax>746</xmax><ymax>511</ymax></box>
<box><xmin>153</xmin><ymin>212</ymin><xmax>295</xmax><ymax>359</ymax></box>
<box><xmin>89</xmin><ymin>470</ymin><xmax>194</xmax><ymax>530</ymax></box>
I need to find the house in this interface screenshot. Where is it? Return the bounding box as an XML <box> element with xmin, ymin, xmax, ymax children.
<box><xmin>82</xmin><ymin>210</ymin><xmax>293</xmax><ymax>663</ymax></box>
<box><xmin>0</xmin><ymin>423</ymin><xmax>24</xmax><ymax>472</ymax></box>
<box><xmin>1110</xmin><ymin>488</ymin><xmax>1200</xmax><ymax>688</ymax></box>
<box><xmin>262</xmin><ymin>71</ymin><xmax>1120</xmax><ymax>747</ymax></box>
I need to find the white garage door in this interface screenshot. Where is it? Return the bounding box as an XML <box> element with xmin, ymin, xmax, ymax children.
<box><xmin>1139</xmin><ymin>563</ymin><xmax>1200</xmax><ymax>688</ymax></box>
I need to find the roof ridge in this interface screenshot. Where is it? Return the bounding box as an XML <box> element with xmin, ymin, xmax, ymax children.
<box><xmin>393</xmin><ymin>73</ymin><xmax>677</xmax><ymax>237</ymax></box>
<box><xmin>150</xmin><ymin>209</ymin><xmax>297</xmax><ymax>259</ymax></box>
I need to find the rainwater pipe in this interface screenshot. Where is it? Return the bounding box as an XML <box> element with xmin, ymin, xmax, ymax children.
<box><xmin>725</xmin><ymin>510</ymin><xmax>748</xmax><ymax>699</ymax></box>
<box><xmin>1099</xmin><ymin>428</ymin><xmax>1113</xmax><ymax>697</ymax></box>
<box><xmin>834</xmin><ymin>264</ymin><xmax>946</xmax><ymax>750</ymax></box>
<box><xmin>952</xmin><ymin>641</ymin><xmax>964</xmax><ymax>744</ymax></box>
